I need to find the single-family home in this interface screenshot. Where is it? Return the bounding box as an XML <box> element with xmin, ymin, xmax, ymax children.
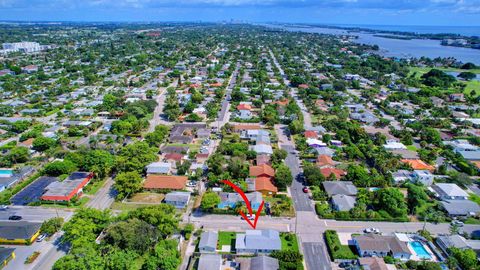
<box><xmin>353</xmin><ymin>234</ymin><xmax>412</xmax><ymax>260</ymax></box>
<box><xmin>199</xmin><ymin>231</ymin><xmax>218</xmax><ymax>253</ymax></box>
<box><xmin>237</xmin><ymin>104</ymin><xmax>253</xmax><ymax>120</ymax></box>
<box><xmin>358</xmin><ymin>257</ymin><xmax>388</xmax><ymax>270</ymax></box>
<box><xmin>323</xmin><ymin>181</ymin><xmax>357</xmax><ymax>197</ymax></box>
<box><xmin>436</xmin><ymin>234</ymin><xmax>480</xmax><ymax>255</ymax></box>
<box><xmin>143</xmin><ymin>175</ymin><xmax>187</xmax><ymax>191</ymax></box>
<box><xmin>198</xmin><ymin>254</ymin><xmax>222</xmax><ymax>270</ymax></box>
<box><xmin>431</xmin><ymin>183</ymin><xmax>469</xmax><ymax>200</ymax></box>
<box><xmin>250</xmin><ymin>256</ymin><xmax>280</xmax><ymax>270</ymax></box>
<box><xmin>320</xmin><ymin>168</ymin><xmax>346</xmax><ymax>179</ymax></box>
<box><xmin>235</xmin><ymin>230</ymin><xmax>281</xmax><ymax>255</ymax></box>
<box><xmin>252</xmin><ymin>145</ymin><xmax>273</xmax><ymax>155</ymax></box>
<box><xmin>0</xmin><ymin>221</ymin><xmax>42</xmax><ymax>245</ymax></box>
<box><xmin>41</xmin><ymin>172</ymin><xmax>94</xmax><ymax>202</ymax></box>
<box><xmin>164</xmin><ymin>191</ymin><xmax>190</xmax><ymax>209</ymax></box>
<box><xmin>146</xmin><ymin>162</ymin><xmax>172</xmax><ymax>174</ymax></box>
<box><xmin>411</xmin><ymin>170</ymin><xmax>434</xmax><ymax>186</ymax></box>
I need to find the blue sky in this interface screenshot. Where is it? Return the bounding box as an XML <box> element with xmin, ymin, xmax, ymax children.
<box><xmin>0</xmin><ymin>0</ymin><xmax>479</xmax><ymax>25</ymax></box>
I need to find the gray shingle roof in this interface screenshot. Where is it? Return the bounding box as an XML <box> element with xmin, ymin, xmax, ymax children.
<box><xmin>250</xmin><ymin>256</ymin><xmax>279</xmax><ymax>270</ymax></box>
<box><xmin>0</xmin><ymin>221</ymin><xmax>41</xmax><ymax>240</ymax></box>
<box><xmin>440</xmin><ymin>200</ymin><xmax>480</xmax><ymax>216</ymax></box>
<box><xmin>198</xmin><ymin>254</ymin><xmax>221</xmax><ymax>270</ymax></box>
<box><xmin>323</xmin><ymin>181</ymin><xmax>358</xmax><ymax>196</ymax></box>
<box><xmin>236</xmin><ymin>230</ymin><xmax>281</xmax><ymax>251</ymax></box>
<box><xmin>331</xmin><ymin>194</ymin><xmax>356</xmax><ymax>211</ymax></box>
<box><xmin>199</xmin><ymin>231</ymin><xmax>218</xmax><ymax>250</ymax></box>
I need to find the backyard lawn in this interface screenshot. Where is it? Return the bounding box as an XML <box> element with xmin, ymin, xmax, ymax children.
<box><xmin>217</xmin><ymin>231</ymin><xmax>236</xmax><ymax>251</ymax></box>
<box><xmin>280</xmin><ymin>232</ymin><xmax>300</xmax><ymax>252</ymax></box>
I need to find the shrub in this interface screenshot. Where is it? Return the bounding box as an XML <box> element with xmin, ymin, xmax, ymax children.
<box><xmin>324</xmin><ymin>230</ymin><xmax>357</xmax><ymax>260</ymax></box>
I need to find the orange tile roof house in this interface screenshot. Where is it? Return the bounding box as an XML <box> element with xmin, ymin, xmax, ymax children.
<box><xmin>237</xmin><ymin>104</ymin><xmax>252</xmax><ymax>111</ymax></box>
<box><xmin>304</xmin><ymin>131</ymin><xmax>318</xmax><ymax>139</ymax></box>
<box><xmin>317</xmin><ymin>155</ymin><xmax>335</xmax><ymax>168</ymax></box>
<box><xmin>143</xmin><ymin>175</ymin><xmax>187</xmax><ymax>190</ymax></box>
<box><xmin>249</xmin><ymin>164</ymin><xmax>275</xmax><ymax>178</ymax></box>
<box><xmin>320</xmin><ymin>168</ymin><xmax>346</xmax><ymax>179</ymax></box>
<box><xmin>255</xmin><ymin>176</ymin><xmax>278</xmax><ymax>195</ymax></box>
<box><xmin>401</xmin><ymin>159</ymin><xmax>435</xmax><ymax>171</ymax></box>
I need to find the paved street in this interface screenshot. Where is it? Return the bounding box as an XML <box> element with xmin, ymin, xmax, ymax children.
<box><xmin>85</xmin><ymin>178</ymin><xmax>116</xmax><ymax>210</ymax></box>
<box><xmin>0</xmin><ymin>206</ymin><xmax>73</xmax><ymax>223</ymax></box>
<box><xmin>148</xmin><ymin>79</ymin><xmax>179</xmax><ymax>132</ymax></box>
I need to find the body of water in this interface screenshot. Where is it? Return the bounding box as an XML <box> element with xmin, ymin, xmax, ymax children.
<box><xmin>269</xmin><ymin>25</ymin><xmax>480</xmax><ymax>65</ymax></box>
<box><xmin>329</xmin><ymin>24</ymin><xmax>480</xmax><ymax>37</ymax></box>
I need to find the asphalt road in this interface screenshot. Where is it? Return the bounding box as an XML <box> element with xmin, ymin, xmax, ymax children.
<box><xmin>85</xmin><ymin>178</ymin><xmax>116</xmax><ymax>210</ymax></box>
<box><xmin>0</xmin><ymin>206</ymin><xmax>73</xmax><ymax>223</ymax></box>
<box><xmin>303</xmin><ymin>242</ymin><xmax>332</xmax><ymax>270</ymax></box>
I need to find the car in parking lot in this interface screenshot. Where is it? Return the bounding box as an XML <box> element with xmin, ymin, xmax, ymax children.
<box><xmin>8</xmin><ymin>215</ymin><xmax>22</xmax><ymax>220</ymax></box>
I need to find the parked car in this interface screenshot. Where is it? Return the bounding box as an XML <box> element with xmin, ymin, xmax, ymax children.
<box><xmin>36</xmin><ymin>234</ymin><xmax>47</xmax><ymax>242</ymax></box>
<box><xmin>241</xmin><ymin>214</ymin><xmax>255</xmax><ymax>221</ymax></box>
<box><xmin>364</xmin><ymin>228</ymin><xmax>380</xmax><ymax>234</ymax></box>
<box><xmin>451</xmin><ymin>220</ymin><xmax>464</xmax><ymax>227</ymax></box>
<box><xmin>0</xmin><ymin>205</ymin><xmax>8</xmax><ymax>210</ymax></box>
<box><xmin>302</xmin><ymin>187</ymin><xmax>309</xmax><ymax>193</ymax></box>
<box><xmin>8</xmin><ymin>215</ymin><xmax>22</xmax><ymax>220</ymax></box>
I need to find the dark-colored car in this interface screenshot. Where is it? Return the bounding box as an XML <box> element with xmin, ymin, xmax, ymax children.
<box><xmin>8</xmin><ymin>215</ymin><xmax>22</xmax><ymax>221</ymax></box>
<box><xmin>302</xmin><ymin>187</ymin><xmax>309</xmax><ymax>193</ymax></box>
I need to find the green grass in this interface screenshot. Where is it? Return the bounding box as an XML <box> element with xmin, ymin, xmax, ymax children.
<box><xmin>217</xmin><ymin>231</ymin><xmax>236</xmax><ymax>251</ymax></box>
<box><xmin>83</xmin><ymin>179</ymin><xmax>106</xmax><ymax>195</ymax></box>
<box><xmin>406</xmin><ymin>145</ymin><xmax>417</xmax><ymax>152</ymax></box>
<box><xmin>110</xmin><ymin>201</ymin><xmax>154</xmax><ymax>212</ymax></box>
<box><xmin>464</xmin><ymin>80</ymin><xmax>480</xmax><ymax>97</ymax></box>
<box><xmin>280</xmin><ymin>233</ymin><xmax>299</xmax><ymax>252</ymax></box>
<box><xmin>325</xmin><ymin>230</ymin><xmax>358</xmax><ymax>260</ymax></box>
<box><xmin>469</xmin><ymin>194</ymin><xmax>480</xmax><ymax>205</ymax></box>
<box><xmin>464</xmin><ymin>217</ymin><xmax>480</xmax><ymax>225</ymax></box>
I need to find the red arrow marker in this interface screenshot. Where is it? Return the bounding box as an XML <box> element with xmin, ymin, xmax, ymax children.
<box><xmin>222</xmin><ymin>179</ymin><xmax>264</xmax><ymax>229</ymax></box>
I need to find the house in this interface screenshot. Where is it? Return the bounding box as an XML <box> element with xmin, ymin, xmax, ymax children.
<box><xmin>235</xmin><ymin>230</ymin><xmax>281</xmax><ymax>254</ymax></box>
<box><xmin>143</xmin><ymin>175</ymin><xmax>187</xmax><ymax>190</ymax></box>
<box><xmin>390</xmin><ymin>149</ymin><xmax>419</xmax><ymax>160</ymax></box>
<box><xmin>198</xmin><ymin>254</ymin><xmax>222</xmax><ymax>270</ymax></box>
<box><xmin>439</xmin><ymin>200</ymin><xmax>480</xmax><ymax>217</ymax></box>
<box><xmin>436</xmin><ymin>234</ymin><xmax>480</xmax><ymax>255</ymax></box>
<box><xmin>323</xmin><ymin>181</ymin><xmax>357</xmax><ymax>197</ymax></box>
<box><xmin>237</xmin><ymin>104</ymin><xmax>253</xmax><ymax>120</ymax></box>
<box><xmin>304</xmin><ymin>130</ymin><xmax>318</xmax><ymax>139</ymax></box>
<box><xmin>164</xmin><ymin>191</ymin><xmax>190</xmax><ymax>209</ymax></box>
<box><xmin>250</xmin><ymin>164</ymin><xmax>275</xmax><ymax>178</ymax></box>
<box><xmin>256</xmin><ymin>154</ymin><xmax>271</xmax><ymax>166</ymax></box>
<box><xmin>306</xmin><ymin>138</ymin><xmax>327</xmax><ymax>148</ymax></box>
<box><xmin>250</xmin><ymin>256</ymin><xmax>279</xmax><ymax>270</ymax></box>
<box><xmin>0</xmin><ymin>248</ymin><xmax>15</xmax><ymax>268</ymax></box>
<box><xmin>449</xmin><ymin>93</ymin><xmax>465</xmax><ymax>102</ymax></box>
<box><xmin>218</xmin><ymin>191</ymin><xmax>263</xmax><ymax>210</ymax></box>
<box><xmin>252</xmin><ymin>145</ymin><xmax>273</xmax><ymax>155</ymax></box>
<box><xmin>383</xmin><ymin>142</ymin><xmax>407</xmax><ymax>150</ymax></box>
<box><xmin>161</xmin><ymin>146</ymin><xmax>189</xmax><ymax>155</ymax></box>
<box><xmin>199</xmin><ymin>231</ymin><xmax>218</xmax><ymax>253</ymax></box>
<box><xmin>411</xmin><ymin>170</ymin><xmax>434</xmax><ymax>186</ymax></box>
<box><xmin>331</xmin><ymin>194</ymin><xmax>356</xmax><ymax>211</ymax></box>
<box><xmin>146</xmin><ymin>162</ymin><xmax>172</xmax><ymax>174</ymax></box>
<box><xmin>320</xmin><ymin>168</ymin><xmax>346</xmax><ymax>179</ymax></box>
<box><xmin>164</xmin><ymin>153</ymin><xmax>185</xmax><ymax>164</ymax></box>
<box><xmin>401</xmin><ymin>159</ymin><xmax>435</xmax><ymax>171</ymax></box>
<box><xmin>0</xmin><ymin>221</ymin><xmax>41</xmax><ymax>245</ymax></box>
<box><xmin>316</xmin><ymin>155</ymin><xmax>335</xmax><ymax>168</ymax></box>
<box><xmin>358</xmin><ymin>257</ymin><xmax>388</xmax><ymax>270</ymax></box>
<box><xmin>247</xmin><ymin>177</ymin><xmax>278</xmax><ymax>196</ymax></box>
<box><xmin>41</xmin><ymin>172</ymin><xmax>94</xmax><ymax>202</ymax></box>
<box><xmin>431</xmin><ymin>183</ymin><xmax>469</xmax><ymax>200</ymax></box>
<box><xmin>353</xmin><ymin>234</ymin><xmax>412</xmax><ymax>260</ymax></box>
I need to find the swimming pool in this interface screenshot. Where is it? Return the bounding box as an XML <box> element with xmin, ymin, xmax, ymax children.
<box><xmin>409</xmin><ymin>241</ymin><xmax>432</xmax><ymax>260</ymax></box>
<box><xmin>0</xmin><ymin>169</ymin><xmax>13</xmax><ymax>177</ymax></box>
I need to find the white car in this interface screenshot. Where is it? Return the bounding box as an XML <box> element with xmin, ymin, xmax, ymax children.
<box><xmin>451</xmin><ymin>220</ymin><xmax>464</xmax><ymax>227</ymax></box>
<box><xmin>241</xmin><ymin>214</ymin><xmax>255</xmax><ymax>221</ymax></box>
<box><xmin>36</xmin><ymin>234</ymin><xmax>47</xmax><ymax>242</ymax></box>
<box><xmin>364</xmin><ymin>228</ymin><xmax>380</xmax><ymax>234</ymax></box>
<box><xmin>0</xmin><ymin>205</ymin><xmax>8</xmax><ymax>211</ymax></box>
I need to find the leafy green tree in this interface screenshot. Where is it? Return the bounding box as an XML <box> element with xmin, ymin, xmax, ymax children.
<box><xmin>201</xmin><ymin>192</ymin><xmax>221</xmax><ymax>211</ymax></box>
<box><xmin>458</xmin><ymin>71</ymin><xmax>476</xmax><ymax>81</ymax></box>
<box><xmin>83</xmin><ymin>150</ymin><xmax>115</xmax><ymax>179</ymax></box>
<box><xmin>128</xmin><ymin>205</ymin><xmax>178</xmax><ymax>237</ymax></box>
<box><xmin>103</xmin><ymin>218</ymin><xmax>159</xmax><ymax>253</ymax></box>
<box><xmin>41</xmin><ymin>217</ymin><xmax>64</xmax><ymax>236</ymax></box>
<box><xmin>288</xmin><ymin>119</ymin><xmax>304</xmax><ymax>135</ymax></box>
<box><xmin>374</xmin><ymin>188</ymin><xmax>408</xmax><ymax>218</ymax></box>
<box><xmin>114</xmin><ymin>171</ymin><xmax>143</xmax><ymax>199</ymax></box>
<box><xmin>449</xmin><ymin>247</ymin><xmax>479</xmax><ymax>270</ymax></box>
<box><xmin>275</xmin><ymin>164</ymin><xmax>293</xmax><ymax>190</ymax></box>
<box><xmin>32</xmin><ymin>136</ymin><xmax>57</xmax><ymax>151</ymax></box>
<box><xmin>43</xmin><ymin>160</ymin><xmax>77</xmax><ymax>176</ymax></box>
<box><xmin>116</xmin><ymin>141</ymin><xmax>157</xmax><ymax>173</ymax></box>
<box><xmin>303</xmin><ymin>163</ymin><xmax>325</xmax><ymax>186</ymax></box>
<box><xmin>271</xmin><ymin>149</ymin><xmax>288</xmax><ymax>165</ymax></box>
<box><xmin>104</xmin><ymin>248</ymin><xmax>139</xmax><ymax>270</ymax></box>
<box><xmin>142</xmin><ymin>240</ymin><xmax>180</xmax><ymax>270</ymax></box>
<box><xmin>145</xmin><ymin>125</ymin><xmax>169</xmax><ymax>147</ymax></box>
<box><xmin>3</xmin><ymin>146</ymin><xmax>29</xmax><ymax>164</ymax></box>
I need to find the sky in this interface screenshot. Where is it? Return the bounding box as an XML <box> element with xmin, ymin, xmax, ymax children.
<box><xmin>0</xmin><ymin>0</ymin><xmax>479</xmax><ymax>26</ymax></box>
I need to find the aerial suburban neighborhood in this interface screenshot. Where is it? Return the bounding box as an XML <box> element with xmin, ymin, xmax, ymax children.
<box><xmin>0</xmin><ymin>17</ymin><xmax>480</xmax><ymax>270</ymax></box>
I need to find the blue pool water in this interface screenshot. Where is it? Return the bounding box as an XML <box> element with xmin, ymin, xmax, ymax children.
<box><xmin>0</xmin><ymin>169</ymin><xmax>13</xmax><ymax>176</ymax></box>
<box><xmin>409</xmin><ymin>241</ymin><xmax>432</xmax><ymax>260</ymax></box>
